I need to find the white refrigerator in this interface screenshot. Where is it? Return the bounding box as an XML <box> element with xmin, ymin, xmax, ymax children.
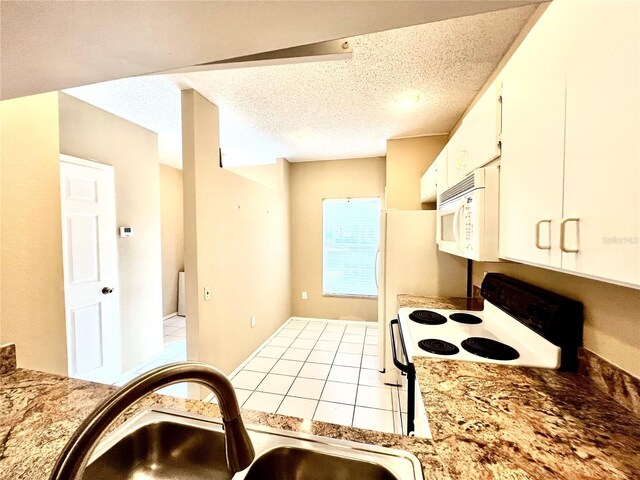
<box><xmin>377</xmin><ymin>210</ymin><xmax>468</xmax><ymax>384</ymax></box>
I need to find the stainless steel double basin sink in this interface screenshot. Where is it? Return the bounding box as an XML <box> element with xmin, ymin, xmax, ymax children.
<box><xmin>84</xmin><ymin>408</ymin><xmax>424</xmax><ymax>480</ymax></box>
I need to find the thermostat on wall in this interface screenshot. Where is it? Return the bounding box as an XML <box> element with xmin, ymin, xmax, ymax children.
<box><xmin>120</xmin><ymin>227</ymin><xmax>133</xmax><ymax>237</ymax></box>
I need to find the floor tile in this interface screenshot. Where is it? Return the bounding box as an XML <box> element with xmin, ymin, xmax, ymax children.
<box><xmin>314</xmin><ymin>340</ymin><xmax>339</xmax><ymax>352</ymax></box>
<box><xmin>328</xmin><ymin>365</ymin><xmax>359</xmax><ymax>384</ymax></box>
<box><xmin>165</xmin><ymin>317</ymin><xmax>186</xmax><ymax>328</ymax></box>
<box><xmin>271</xmin><ymin>359</ymin><xmax>304</xmax><ymax>376</ymax></box>
<box><xmin>358</xmin><ymin>368</ymin><xmax>388</xmax><ymax>388</ymax></box>
<box><xmin>297</xmin><ymin>330</ymin><xmax>322</xmax><ymax>340</ymax></box>
<box><xmin>291</xmin><ymin>338</ymin><xmax>317</xmax><ymax>350</ymax></box>
<box><xmin>243</xmin><ymin>391</ymin><xmax>284</xmax><ymax>414</ymax></box>
<box><xmin>342</xmin><ymin>333</ymin><xmax>365</xmax><ymax>344</ymax></box>
<box><xmin>299</xmin><ymin>362</ymin><xmax>331</xmax><ymax>380</ymax></box>
<box><xmin>352</xmin><ymin>406</ymin><xmax>395</xmax><ymax>434</ymax></box>
<box><xmin>163</xmin><ymin>325</ymin><xmax>182</xmax><ymax>335</ymax></box>
<box><xmin>287</xmin><ymin>377</ymin><xmax>325</xmax><ymax>400</ymax></box>
<box><xmin>277</xmin><ymin>397</ymin><xmax>318</xmax><ymax>419</ymax></box>
<box><xmin>269</xmin><ymin>336</ymin><xmax>294</xmax><ymax>348</ymax></box>
<box><xmin>364</xmin><ymin>335</ymin><xmax>378</xmax><ymax>345</ymax></box>
<box><xmin>324</xmin><ymin>324</ymin><xmax>346</xmax><ymax>333</ymax></box>
<box><xmin>304</xmin><ymin>321</ymin><xmax>326</xmax><ymax>331</ymax></box>
<box><xmin>319</xmin><ymin>331</ymin><xmax>342</xmax><ymax>341</ymax></box>
<box><xmin>287</xmin><ymin>320</ymin><xmax>308</xmax><ymax>330</ymax></box>
<box><xmin>257</xmin><ymin>373</ymin><xmax>295</xmax><ymax>395</ymax></box>
<box><xmin>244</xmin><ymin>356</ymin><xmax>278</xmax><ymax>373</ymax></box>
<box><xmin>163</xmin><ymin>335</ymin><xmax>182</xmax><ymax>346</ymax></box>
<box><xmin>363</xmin><ymin>344</ymin><xmax>378</xmax><ymax>356</ymax></box>
<box><xmin>313</xmin><ymin>401</ymin><xmax>355</xmax><ymax>427</ymax></box>
<box><xmin>333</xmin><ymin>352</ymin><xmax>362</xmax><ymax>368</ymax></box>
<box><xmin>320</xmin><ymin>381</ymin><xmax>357</xmax><ymax>404</ymax></box>
<box><xmin>356</xmin><ymin>385</ymin><xmax>393</xmax><ymax>410</ymax></box>
<box><xmin>345</xmin><ymin>325</ymin><xmax>366</xmax><ymax>334</ymax></box>
<box><xmin>231</xmin><ymin>370</ymin><xmax>266</xmax><ymax>390</ymax></box>
<box><xmin>307</xmin><ymin>350</ymin><xmax>335</xmax><ymax>364</ymax></box>
<box><xmin>361</xmin><ymin>355</ymin><xmax>378</xmax><ymax>369</ymax></box>
<box><xmin>259</xmin><ymin>345</ymin><xmax>287</xmax><ymax>359</ymax></box>
<box><xmin>278</xmin><ymin>328</ymin><xmax>301</xmax><ymax>338</ymax></box>
<box><xmin>337</xmin><ymin>342</ymin><xmax>362</xmax><ymax>354</ymax></box>
<box><xmin>281</xmin><ymin>348</ymin><xmax>310</xmax><ymax>362</ymax></box>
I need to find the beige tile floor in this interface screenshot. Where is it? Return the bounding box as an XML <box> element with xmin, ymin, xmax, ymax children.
<box><xmin>112</xmin><ymin>316</ymin><xmax>408</xmax><ymax>435</ymax></box>
<box><xmin>226</xmin><ymin>318</ymin><xmax>407</xmax><ymax>435</ymax></box>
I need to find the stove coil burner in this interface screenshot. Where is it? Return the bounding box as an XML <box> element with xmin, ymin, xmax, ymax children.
<box><xmin>461</xmin><ymin>337</ymin><xmax>520</xmax><ymax>361</ymax></box>
<box><xmin>408</xmin><ymin>310</ymin><xmax>447</xmax><ymax>325</ymax></box>
<box><xmin>449</xmin><ymin>313</ymin><xmax>483</xmax><ymax>324</ymax></box>
<box><xmin>418</xmin><ymin>339</ymin><xmax>460</xmax><ymax>356</ymax></box>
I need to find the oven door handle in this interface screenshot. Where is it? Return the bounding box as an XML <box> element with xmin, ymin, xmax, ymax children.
<box><xmin>389</xmin><ymin>319</ymin><xmax>414</xmax><ymax>374</ymax></box>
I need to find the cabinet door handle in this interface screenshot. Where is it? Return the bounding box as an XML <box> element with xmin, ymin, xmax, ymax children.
<box><xmin>535</xmin><ymin>220</ymin><xmax>552</xmax><ymax>250</ymax></box>
<box><xmin>560</xmin><ymin>218</ymin><xmax>580</xmax><ymax>253</ymax></box>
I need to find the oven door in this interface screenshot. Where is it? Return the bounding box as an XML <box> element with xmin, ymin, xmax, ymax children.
<box><xmin>437</xmin><ymin>195</ymin><xmax>466</xmax><ymax>257</ymax></box>
<box><xmin>389</xmin><ymin>319</ymin><xmax>415</xmax><ymax>435</ymax></box>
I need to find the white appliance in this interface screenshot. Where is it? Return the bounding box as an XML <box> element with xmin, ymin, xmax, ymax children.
<box><xmin>436</xmin><ymin>166</ymin><xmax>499</xmax><ymax>261</ymax></box>
<box><xmin>389</xmin><ymin>273</ymin><xmax>583</xmax><ymax>437</ymax></box>
<box><xmin>376</xmin><ymin>210</ymin><xmax>467</xmax><ymax>385</ymax></box>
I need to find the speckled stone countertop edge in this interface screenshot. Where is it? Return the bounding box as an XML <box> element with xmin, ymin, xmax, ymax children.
<box><xmin>0</xmin><ymin>343</ymin><xmax>17</xmax><ymax>375</ymax></box>
<box><xmin>0</xmin><ymin>368</ymin><xmax>449</xmax><ymax>480</ymax></box>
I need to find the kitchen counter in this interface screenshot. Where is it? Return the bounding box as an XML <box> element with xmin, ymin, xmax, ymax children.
<box><xmin>3</xmin><ymin>289</ymin><xmax>640</xmax><ymax>480</ymax></box>
<box><xmin>0</xmin><ymin>367</ymin><xmax>444</xmax><ymax>479</ymax></box>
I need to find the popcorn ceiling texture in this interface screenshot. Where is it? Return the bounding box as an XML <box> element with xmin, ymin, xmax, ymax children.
<box><xmin>66</xmin><ymin>5</ymin><xmax>536</xmax><ymax>167</ymax></box>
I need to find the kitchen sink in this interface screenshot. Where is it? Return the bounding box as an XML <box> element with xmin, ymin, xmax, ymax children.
<box><xmin>85</xmin><ymin>408</ymin><xmax>423</xmax><ymax>480</ymax></box>
<box><xmin>243</xmin><ymin>446</ymin><xmax>399</xmax><ymax>480</ymax></box>
<box><xmin>84</xmin><ymin>420</ymin><xmax>233</xmax><ymax>480</ymax></box>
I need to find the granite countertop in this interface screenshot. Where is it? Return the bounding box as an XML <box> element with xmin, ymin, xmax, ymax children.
<box><xmin>2</xmin><ymin>295</ymin><xmax>639</xmax><ymax>479</ymax></box>
<box><xmin>0</xmin><ymin>368</ymin><xmax>444</xmax><ymax>479</ymax></box>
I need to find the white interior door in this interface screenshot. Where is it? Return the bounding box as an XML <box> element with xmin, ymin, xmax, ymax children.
<box><xmin>60</xmin><ymin>155</ymin><xmax>120</xmax><ymax>384</ymax></box>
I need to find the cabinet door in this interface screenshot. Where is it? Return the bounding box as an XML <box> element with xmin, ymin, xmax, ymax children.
<box><xmin>463</xmin><ymin>79</ymin><xmax>502</xmax><ymax>170</ymax></box>
<box><xmin>562</xmin><ymin>0</ymin><xmax>640</xmax><ymax>287</ymax></box>
<box><xmin>499</xmin><ymin>1</ymin><xmax>567</xmax><ymax>268</ymax></box>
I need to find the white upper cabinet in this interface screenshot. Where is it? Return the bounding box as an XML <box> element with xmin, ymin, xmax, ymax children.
<box><xmin>447</xmin><ymin>79</ymin><xmax>502</xmax><ymax>187</ymax></box>
<box><xmin>499</xmin><ymin>0</ymin><xmax>640</xmax><ymax>288</ymax></box>
<box><xmin>561</xmin><ymin>0</ymin><xmax>640</xmax><ymax>286</ymax></box>
<box><xmin>499</xmin><ymin>0</ymin><xmax>568</xmax><ymax>269</ymax></box>
<box><xmin>420</xmin><ymin>145</ymin><xmax>449</xmax><ymax>203</ymax></box>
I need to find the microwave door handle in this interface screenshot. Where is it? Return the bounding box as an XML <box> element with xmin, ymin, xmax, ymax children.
<box><xmin>452</xmin><ymin>201</ymin><xmax>465</xmax><ymax>250</ymax></box>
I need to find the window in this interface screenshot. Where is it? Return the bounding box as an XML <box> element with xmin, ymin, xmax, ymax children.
<box><xmin>323</xmin><ymin>197</ymin><xmax>381</xmax><ymax>297</ymax></box>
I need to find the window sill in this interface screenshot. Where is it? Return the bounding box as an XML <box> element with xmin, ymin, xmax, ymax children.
<box><xmin>322</xmin><ymin>294</ymin><xmax>378</xmax><ymax>300</ymax></box>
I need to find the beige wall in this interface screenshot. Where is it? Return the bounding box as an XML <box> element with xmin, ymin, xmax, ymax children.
<box><xmin>0</xmin><ymin>93</ymin><xmax>69</xmax><ymax>375</ymax></box>
<box><xmin>58</xmin><ymin>93</ymin><xmax>163</xmax><ymax>372</ymax></box>
<box><xmin>385</xmin><ymin>135</ymin><xmax>448</xmax><ymax>210</ymax></box>
<box><xmin>473</xmin><ymin>262</ymin><xmax>640</xmax><ymax>377</ymax></box>
<box><xmin>159</xmin><ymin>164</ymin><xmax>184</xmax><ymax>317</ymax></box>
<box><xmin>182</xmin><ymin>89</ymin><xmax>291</xmax><ymax>377</ymax></box>
<box><xmin>290</xmin><ymin>157</ymin><xmax>385</xmax><ymax>321</ymax></box>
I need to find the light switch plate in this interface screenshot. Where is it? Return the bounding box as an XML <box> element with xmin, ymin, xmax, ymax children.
<box><xmin>204</xmin><ymin>286</ymin><xmax>211</xmax><ymax>301</ymax></box>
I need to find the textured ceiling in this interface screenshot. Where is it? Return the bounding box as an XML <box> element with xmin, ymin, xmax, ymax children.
<box><xmin>64</xmin><ymin>5</ymin><xmax>537</xmax><ymax>168</ymax></box>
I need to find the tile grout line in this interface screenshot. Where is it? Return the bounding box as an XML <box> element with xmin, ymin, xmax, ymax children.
<box><xmin>275</xmin><ymin>320</ymin><xmax>328</xmax><ymax>415</ymax></box>
<box><xmin>351</xmin><ymin>327</ymin><xmax>368</xmax><ymax>428</ymax></box>
<box><xmin>311</xmin><ymin>320</ymin><xmax>349</xmax><ymax>423</ymax></box>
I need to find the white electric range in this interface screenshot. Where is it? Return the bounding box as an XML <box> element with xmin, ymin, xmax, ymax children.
<box><xmin>388</xmin><ymin>274</ymin><xmax>583</xmax><ymax>437</ymax></box>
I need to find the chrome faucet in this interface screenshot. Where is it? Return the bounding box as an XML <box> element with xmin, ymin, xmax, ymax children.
<box><xmin>49</xmin><ymin>362</ymin><xmax>255</xmax><ymax>479</ymax></box>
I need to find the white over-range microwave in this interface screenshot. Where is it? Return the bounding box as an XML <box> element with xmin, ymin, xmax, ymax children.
<box><xmin>436</xmin><ymin>166</ymin><xmax>500</xmax><ymax>261</ymax></box>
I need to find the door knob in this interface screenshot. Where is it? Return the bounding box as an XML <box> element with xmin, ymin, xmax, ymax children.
<box><xmin>102</xmin><ymin>287</ymin><xmax>114</xmax><ymax>295</ymax></box>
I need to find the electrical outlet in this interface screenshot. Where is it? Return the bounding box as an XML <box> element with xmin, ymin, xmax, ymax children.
<box><xmin>204</xmin><ymin>286</ymin><xmax>211</xmax><ymax>301</ymax></box>
<box><xmin>251</xmin><ymin>316</ymin><xmax>256</xmax><ymax>328</ymax></box>
<box><xmin>301</xmin><ymin>291</ymin><xmax>308</xmax><ymax>300</ymax></box>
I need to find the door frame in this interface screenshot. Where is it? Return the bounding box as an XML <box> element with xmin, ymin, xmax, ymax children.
<box><xmin>60</xmin><ymin>153</ymin><xmax>122</xmax><ymax>382</ymax></box>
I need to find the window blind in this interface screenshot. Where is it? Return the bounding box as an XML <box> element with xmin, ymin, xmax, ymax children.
<box><xmin>322</xmin><ymin>197</ymin><xmax>380</xmax><ymax>297</ymax></box>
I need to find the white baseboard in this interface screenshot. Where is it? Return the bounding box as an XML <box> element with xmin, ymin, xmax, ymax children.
<box><xmin>163</xmin><ymin>312</ymin><xmax>178</xmax><ymax>320</ymax></box>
